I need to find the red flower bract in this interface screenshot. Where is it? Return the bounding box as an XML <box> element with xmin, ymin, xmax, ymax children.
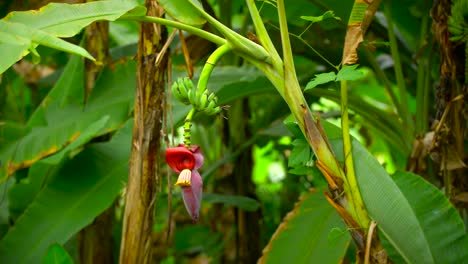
<box><xmin>165</xmin><ymin>145</ymin><xmax>195</xmax><ymax>173</ymax></box>
<box><xmin>165</xmin><ymin>144</ymin><xmax>204</xmax><ymax>223</ymax></box>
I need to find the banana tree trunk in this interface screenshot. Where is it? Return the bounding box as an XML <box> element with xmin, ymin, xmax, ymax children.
<box><xmin>119</xmin><ymin>1</ymin><xmax>168</xmax><ymax>263</ymax></box>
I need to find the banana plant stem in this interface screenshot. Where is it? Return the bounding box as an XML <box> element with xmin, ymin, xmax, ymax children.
<box><xmin>197</xmin><ymin>44</ymin><xmax>232</xmax><ymax>92</ymax></box>
<box><xmin>341</xmin><ymin>80</ymin><xmax>368</xmax><ymax>227</ymax></box>
<box><xmin>123</xmin><ymin>16</ymin><xmax>226</xmax><ymax>46</ymax></box>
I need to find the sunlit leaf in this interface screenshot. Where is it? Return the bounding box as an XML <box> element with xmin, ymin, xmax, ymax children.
<box><xmin>4</xmin><ymin>0</ymin><xmax>141</xmax><ymax>37</ymax></box>
<box><xmin>0</xmin><ymin>21</ymin><xmax>94</xmax><ymax>74</ymax></box>
<box><xmin>305</xmin><ymin>72</ymin><xmax>337</xmax><ymax>90</ymax></box>
<box><xmin>300</xmin><ymin>10</ymin><xmax>341</xmax><ymax>24</ymax></box>
<box><xmin>157</xmin><ymin>0</ymin><xmax>206</xmax><ymax>25</ymax></box>
<box><xmin>335</xmin><ymin>64</ymin><xmax>364</xmax><ymax>81</ymax></box>
<box><xmin>0</xmin><ymin>0</ymin><xmax>141</xmax><ymax>73</ymax></box>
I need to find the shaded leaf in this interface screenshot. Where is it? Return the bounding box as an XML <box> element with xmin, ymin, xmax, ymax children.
<box><xmin>305</xmin><ymin>88</ymin><xmax>410</xmax><ymax>154</ymax></box>
<box><xmin>174</xmin><ymin>225</ymin><xmax>223</xmax><ymax>256</ymax></box>
<box><xmin>203</xmin><ymin>193</ymin><xmax>260</xmax><ymax>211</ymax></box>
<box><xmin>0</xmin><ymin>56</ymin><xmax>135</xmax><ymax>182</ymax></box>
<box><xmin>259</xmin><ymin>190</ymin><xmax>350</xmax><ymax>264</ymax></box>
<box><xmin>8</xmin><ymin>162</ymin><xmax>59</xmax><ymax>221</ymax></box>
<box><xmin>288</xmin><ymin>139</ymin><xmax>312</xmax><ymax>167</ymax></box>
<box><xmin>42</xmin><ymin>243</ymin><xmax>73</xmax><ymax>264</ymax></box>
<box><xmin>0</xmin><ymin>120</ymin><xmax>133</xmax><ymax>264</ymax></box>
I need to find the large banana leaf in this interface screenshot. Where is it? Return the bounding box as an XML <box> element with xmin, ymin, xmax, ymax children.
<box><xmin>259</xmin><ymin>190</ymin><xmax>351</xmax><ymax>264</ymax></box>
<box><xmin>284</xmin><ymin>118</ymin><xmax>468</xmax><ymax>263</ymax></box>
<box><xmin>42</xmin><ymin>243</ymin><xmax>73</xmax><ymax>264</ymax></box>
<box><xmin>383</xmin><ymin>171</ymin><xmax>468</xmax><ymax>263</ymax></box>
<box><xmin>0</xmin><ymin>0</ymin><xmax>143</xmax><ymax>73</ymax></box>
<box><xmin>0</xmin><ymin>119</ymin><xmax>133</xmax><ymax>264</ymax></box>
<box><xmin>323</xmin><ymin>122</ymin><xmax>468</xmax><ymax>263</ymax></box>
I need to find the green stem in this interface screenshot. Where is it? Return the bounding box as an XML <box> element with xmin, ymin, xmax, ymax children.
<box><xmin>183</xmin><ymin>108</ymin><xmax>196</xmax><ymax>147</ymax></box>
<box><xmin>197</xmin><ymin>44</ymin><xmax>232</xmax><ymax>92</ymax></box>
<box><xmin>266</xmin><ymin>22</ymin><xmax>338</xmax><ymax>69</ymax></box>
<box><xmin>383</xmin><ymin>2</ymin><xmax>414</xmax><ymax>135</ymax></box>
<box><xmin>276</xmin><ymin>0</ymin><xmax>344</xmax><ymax>183</ymax></box>
<box><xmin>341</xmin><ymin>80</ymin><xmax>368</xmax><ymax>227</ymax></box>
<box><xmin>416</xmin><ymin>13</ymin><xmax>429</xmax><ymax>134</ymax></box>
<box><xmin>122</xmin><ymin>15</ymin><xmax>226</xmax><ymax>46</ymax></box>
<box><xmin>362</xmin><ymin>46</ymin><xmax>402</xmax><ymax>116</ymax></box>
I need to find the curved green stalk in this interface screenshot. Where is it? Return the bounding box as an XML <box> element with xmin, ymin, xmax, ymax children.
<box><xmin>197</xmin><ymin>44</ymin><xmax>232</xmax><ymax>92</ymax></box>
<box><xmin>183</xmin><ymin>108</ymin><xmax>196</xmax><ymax>147</ymax></box>
<box><xmin>122</xmin><ymin>15</ymin><xmax>226</xmax><ymax>46</ymax></box>
<box><xmin>341</xmin><ymin>80</ymin><xmax>368</xmax><ymax>227</ymax></box>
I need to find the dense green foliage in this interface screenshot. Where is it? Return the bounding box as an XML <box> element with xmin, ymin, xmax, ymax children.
<box><xmin>0</xmin><ymin>0</ymin><xmax>467</xmax><ymax>263</ymax></box>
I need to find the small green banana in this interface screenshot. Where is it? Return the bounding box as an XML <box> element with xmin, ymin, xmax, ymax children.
<box><xmin>198</xmin><ymin>91</ymin><xmax>209</xmax><ymax>111</ymax></box>
<box><xmin>205</xmin><ymin>105</ymin><xmax>221</xmax><ymax>116</ymax></box>
<box><xmin>205</xmin><ymin>100</ymin><xmax>216</xmax><ymax>113</ymax></box>
<box><xmin>178</xmin><ymin>79</ymin><xmax>189</xmax><ymax>100</ymax></box>
<box><xmin>184</xmin><ymin>77</ymin><xmax>194</xmax><ymax>90</ymax></box>
<box><xmin>172</xmin><ymin>81</ymin><xmax>183</xmax><ymax>102</ymax></box>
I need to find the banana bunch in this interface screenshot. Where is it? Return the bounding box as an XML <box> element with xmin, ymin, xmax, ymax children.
<box><xmin>172</xmin><ymin>77</ymin><xmax>221</xmax><ymax>116</ymax></box>
<box><xmin>191</xmin><ymin>89</ymin><xmax>221</xmax><ymax>116</ymax></box>
<box><xmin>448</xmin><ymin>0</ymin><xmax>468</xmax><ymax>41</ymax></box>
<box><xmin>171</xmin><ymin>77</ymin><xmax>193</xmax><ymax>105</ymax></box>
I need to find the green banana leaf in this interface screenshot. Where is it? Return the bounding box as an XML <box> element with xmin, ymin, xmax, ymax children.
<box><xmin>0</xmin><ymin>55</ymin><xmax>136</xmax><ymax>182</ymax></box>
<box><xmin>259</xmin><ymin>190</ymin><xmax>351</xmax><ymax>264</ymax></box>
<box><xmin>0</xmin><ymin>119</ymin><xmax>133</xmax><ymax>264</ymax></box>
<box><xmin>42</xmin><ymin>243</ymin><xmax>73</xmax><ymax>264</ymax></box>
<box><xmin>382</xmin><ymin>171</ymin><xmax>468</xmax><ymax>263</ymax></box>
<box><xmin>324</xmin><ymin>122</ymin><xmax>468</xmax><ymax>264</ymax></box>
<box><xmin>0</xmin><ymin>0</ymin><xmax>143</xmax><ymax>73</ymax></box>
